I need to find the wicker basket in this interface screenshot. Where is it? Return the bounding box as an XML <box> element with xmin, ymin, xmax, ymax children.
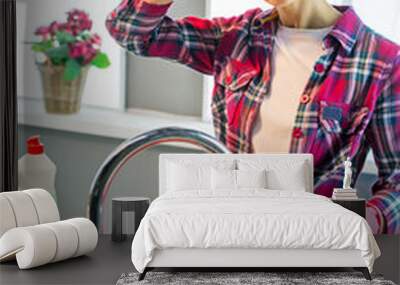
<box><xmin>37</xmin><ymin>63</ymin><xmax>90</xmax><ymax>114</ymax></box>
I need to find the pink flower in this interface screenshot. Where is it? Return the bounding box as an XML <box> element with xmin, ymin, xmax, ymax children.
<box><xmin>35</xmin><ymin>26</ymin><xmax>50</xmax><ymax>39</ymax></box>
<box><xmin>90</xmin><ymin>33</ymin><xmax>101</xmax><ymax>48</ymax></box>
<box><xmin>59</xmin><ymin>22</ymin><xmax>73</xmax><ymax>34</ymax></box>
<box><xmin>69</xmin><ymin>41</ymin><xmax>88</xmax><ymax>59</ymax></box>
<box><xmin>82</xmin><ymin>42</ymin><xmax>98</xmax><ymax>64</ymax></box>
<box><xmin>66</xmin><ymin>9</ymin><xmax>92</xmax><ymax>36</ymax></box>
<box><xmin>49</xmin><ymin>21</ymin><xmax>60</xmax><ymax>36</ymax></box>
<box><xmin>84</xmin><ymin>51</ymin><xmax>97</xmax><ymax>64</ymax></box>
<box><xmin>68</xmin><ymin>41</ymin><xmax>97</xmax><ymax>65</ymax></box>
<box><xmin>33</xmin><ymin>9</ymin><xmax>106</xmax><ymax>66</ymax></box>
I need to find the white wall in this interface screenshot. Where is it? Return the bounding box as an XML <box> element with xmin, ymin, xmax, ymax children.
<box><xmin>353</xmin><ymin>0</ymin><xmax>400</xmax><ymax>43</ymax></box>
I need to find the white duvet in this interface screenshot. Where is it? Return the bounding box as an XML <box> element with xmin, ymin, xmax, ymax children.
<box><xmin>131</xmin><ymin>190</ymin><xmax>380</xmax><ymax>273</ymax></box>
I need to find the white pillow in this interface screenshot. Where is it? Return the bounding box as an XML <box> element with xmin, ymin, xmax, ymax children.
<box><xmin>167</xmin><ymin>162</ymin><xmax>210</xmax><ymax>191</ymax></box>
<box><xmin>211</xmin><ymin>169</ymin><xmax>268</xmax><ymax>190</ymax></box>
<box><xmin>237</xmin><ymin>169</ymin><xmax>267</xmax><ymax>189</ymax></box>
<box><xmin>266</xmin><ymin>168</ymin><xmax>306</xmax><ymax>191</ymax></box>
<box><xmin>237</xmin><ymin>159</ymin><xmax>308</xmax><ymax>191</ymax></box>
<box><xmin>166</xmin><ymin>159</ymin><xmax>236</xmax><ymax>192</ymax></box>
<box><xmin>211</xmin><ymin>168</ymin><xmax>236</xmax><ymax>190</ymax></box>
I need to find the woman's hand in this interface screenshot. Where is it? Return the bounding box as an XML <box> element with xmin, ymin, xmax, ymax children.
<box><xmin>143</xmin><ymin>0</ymin><xmax>173</xmax><ymax>5</ymax></box>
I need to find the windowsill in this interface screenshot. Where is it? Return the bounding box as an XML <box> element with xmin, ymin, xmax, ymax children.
<box><xmin>18</xmin><ymin>97</ymin><xmax>214</xmax><ymax>150</ymax></box>
<box><xmin>18</xmin><ymin>97</ymin><xmax>378</xmax><ymax>175</ymax></box>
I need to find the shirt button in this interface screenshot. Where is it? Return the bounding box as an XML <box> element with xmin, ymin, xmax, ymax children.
<box><xmin>300</xmin><ymin>94</ymin><xmax>311</xmax><ymax>104</ymax></box>
<box><xmin>314</xmin><ymin>63</ymin><xmax>325</xmax><ymax>74</ymax></box>
<box><xmin>293</xmin><ymin>128</ymin><xmax>304</xmax><ymax>139</ymax></box>
<box><xmin>254</xmin><ymin>19</ymin><xmax>262</xmax><ymax>28</ymax></box>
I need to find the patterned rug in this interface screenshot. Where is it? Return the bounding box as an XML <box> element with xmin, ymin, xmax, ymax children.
<box><xmin>116</xmin><ymin>272</ymin><xmax>396</xmax><ymax>285</ymax></box>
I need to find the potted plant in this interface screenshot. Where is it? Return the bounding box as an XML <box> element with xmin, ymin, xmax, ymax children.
<box><xmin>31</xmin><ymin>9</ymin><xmax>111</xmax><ymax>114</ymax></box>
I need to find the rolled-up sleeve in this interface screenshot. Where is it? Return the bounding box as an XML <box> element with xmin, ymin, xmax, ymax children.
<box><xmin>105</xmin><ymin>0</ymin><xmax>241</xmax><ymax>75</ymax></box>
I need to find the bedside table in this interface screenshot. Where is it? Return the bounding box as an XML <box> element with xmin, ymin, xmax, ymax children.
<box><xmin>332</xmin><ymin>199</ymin><xmax>366</xmax><ymax>218</ymax></box>
<box><xmin>112</xmin><ymin>197</ymin><xmax>150</xmax><ymax>242</ymax></box>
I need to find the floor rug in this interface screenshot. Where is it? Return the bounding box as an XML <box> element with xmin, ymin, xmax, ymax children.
<box><xmin>116</xmin><ymin>271</ymin><xmax>396</xmax><ymax>285</ymax></box>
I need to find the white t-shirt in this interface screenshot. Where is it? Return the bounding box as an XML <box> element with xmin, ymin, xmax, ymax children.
<box><xmin>252</xmin><ymin>25</ymin><xmax>331</xmax><ymax>153</ymax></box>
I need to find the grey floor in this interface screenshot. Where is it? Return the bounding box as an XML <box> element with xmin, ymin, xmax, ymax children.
<box><xmin>1</xmin><ymin>235</ymin><xmax>398</xmax><ymax>285</ymax></box>
<box><xmin>0</xmin><ymin>235</ymin><xmax>133</xmax><ymax>285</ymax></box>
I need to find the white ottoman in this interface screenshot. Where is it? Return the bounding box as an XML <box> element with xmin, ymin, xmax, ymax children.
<box><xmin>0</xmin><ymin>189</ymin><xmax>98</xmax><ymax>269</ymax></box>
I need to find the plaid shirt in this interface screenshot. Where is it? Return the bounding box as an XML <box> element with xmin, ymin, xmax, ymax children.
<box><xmin>106</xmin><ymin>0</ymin><xmax>400</xmax><ymax>234</ymax></box>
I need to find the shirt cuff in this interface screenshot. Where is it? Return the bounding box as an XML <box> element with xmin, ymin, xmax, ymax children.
<box><xmin>367</xmin><ymin>190</ymin><xmax>400</xmax><ymax>234</ymax></box>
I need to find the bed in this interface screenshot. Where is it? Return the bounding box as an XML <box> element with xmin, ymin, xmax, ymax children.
<box><xmin>131</xmin><ymin>154</ymin><xmax>380</xmax><ymax>281</ymax></box>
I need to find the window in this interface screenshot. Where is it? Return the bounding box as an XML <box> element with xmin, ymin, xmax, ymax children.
<box><xmin>17</xmin><ymin>0</ymin><xmax>126</xmax><ymax>110</ymax></box>
<box><xmin>17</xmin><ymin>0</ymin><xmax>214</xmax><ymax>142</ymax></box>
<box><xmin>126</xmin><ymin>0</ymin><xmax>206</xmax><ymax>117</ymax></box>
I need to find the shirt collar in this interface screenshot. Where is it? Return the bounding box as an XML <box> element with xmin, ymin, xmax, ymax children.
<box><xmin>254</xmin><ymin>6</ymin><xmax>364</xmax><ymax>54</ymax></box>
<box><xmin>325</xmin><ymin>6</ymin><xmax>364</xmax><ymax>53</ymax></box>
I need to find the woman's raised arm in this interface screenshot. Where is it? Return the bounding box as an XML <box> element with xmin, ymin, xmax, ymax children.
<box><xmin>106</xmin><ymin>0</ymin><xmax>242</xmax><ymax>75</ymax></box>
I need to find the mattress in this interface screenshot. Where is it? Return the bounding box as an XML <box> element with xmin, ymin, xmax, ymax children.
<box><xmin>131</xmin><ymin>190</ymin><xmax>380</xmax><ymax>273</ymax></box>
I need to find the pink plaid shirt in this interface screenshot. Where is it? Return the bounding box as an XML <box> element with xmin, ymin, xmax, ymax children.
<box><xmin>106</xmin><ymin>0</ymin><xmax>400</xmax><ymax>234</ymax></box>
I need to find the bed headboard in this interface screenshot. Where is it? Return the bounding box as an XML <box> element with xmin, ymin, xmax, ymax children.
<box><xmin>159</xmin><ymin>154</ymin><xmax>314</xmax><ymax>195</ymax></box>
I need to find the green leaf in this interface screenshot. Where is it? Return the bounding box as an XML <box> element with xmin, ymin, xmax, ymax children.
<box><xmin>91</xmin><ymin>52</ymin><xmax>111</xmax><ymax>69</ymax></box>
<box><xmin>31</xmin><ymin>40</ymin><xmax>53</xmax><ymax>52</ymax></box>
<box><xmin>64</xmin><ymin>59</ymin><xmax>81</xmax><ymax>81</ymax></box>
<box><xmin>56</xmin><ymin>31</ymin><xmax>76</xmax><ymax>44</ymax></box>
<box><xmin>46</xmin><ymin>45</ymin><xmax>69</xmax><ymax>64</ymax></box>
<box><xmin>80</xmin><ymin>31</ymin><xmax>91</xmax><ymax>41</ymax></box>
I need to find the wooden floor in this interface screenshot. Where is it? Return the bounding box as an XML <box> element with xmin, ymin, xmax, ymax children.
<box><xmin>0</xmin><ymin>235</ymin><xmax>133</xmax><ymax>285</ymax></box>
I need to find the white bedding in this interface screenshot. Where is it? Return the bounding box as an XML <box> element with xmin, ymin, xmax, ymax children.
<box><xmin>131</xmin><ymin>190</ymin><xmax>380</xmax><ymax>273</ymax></box>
